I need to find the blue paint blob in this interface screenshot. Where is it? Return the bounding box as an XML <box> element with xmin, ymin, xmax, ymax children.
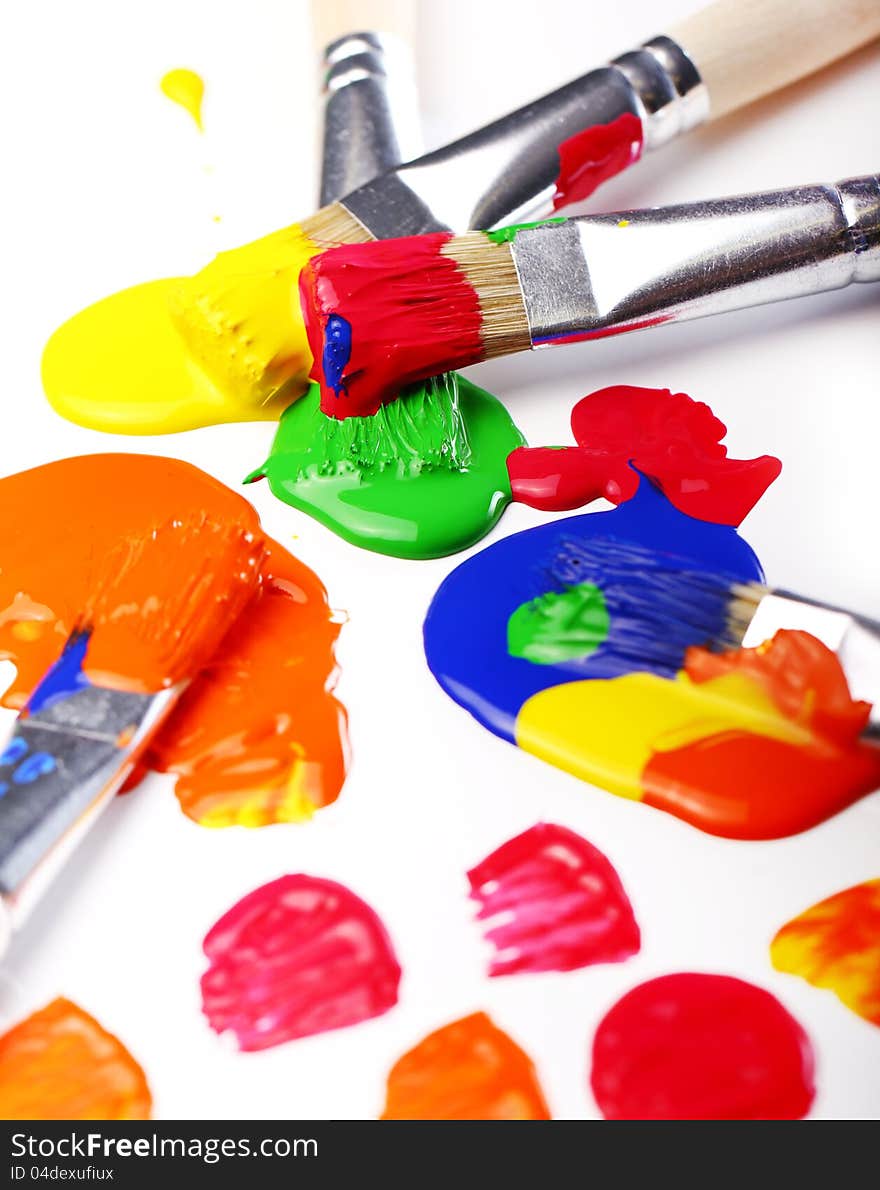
<box><xmin>26</xmin><ymin>628</ymin><xmax>92</xmax><ymax>715</ymax></box>
<box><xmin>12</xmin><ymin>751</ymin><xmax>57</xmax><ymax>784</ymax></box>
<box><xmin>322</xmin><ymin>314</ymin><xmax>352</xmax><ymax>399</ymax></box>
<box><xmin>0</xmin><ymin>737</ymin><xmax>29</xmax><ymax>766</ymax></box>
<box><xmin>423</xmin><ymin>472</ymin><xmax>765</xmax><ymax>743</ymax></box>
<box><xmin>0</xmin><ymin>782</ymin><xmax>9</xmax><ymax>799</ymax></box>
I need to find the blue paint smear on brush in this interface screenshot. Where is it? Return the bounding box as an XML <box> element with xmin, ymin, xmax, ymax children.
<box><xmin>422</xmin><ymin>472</ymin><xmax>765</xmax><ymax>744</ymax></box>
<box><xmin>26</xmin><ymin>628</ymin><xmax>92</xmax><ymax>716</ymax></box>
<box><xmin>322</xmin><ymin>314</ymin><xmax>352</xmax><ymax>399</ymax></box>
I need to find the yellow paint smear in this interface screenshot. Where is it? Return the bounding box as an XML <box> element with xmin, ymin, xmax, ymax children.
<box><xmin>516</xmin><ymin>670</ymin><xmax>813</xmax><ymax>801</ymax></box>
<box><xmin>41</xmin><ymin>224</ymin><xmax>318</xmax><ymax>434</ymax></box>
<box><xmin>160</xmin><ymin>69</ymin><xmax>205</xmax><ymax>130</ymax></box>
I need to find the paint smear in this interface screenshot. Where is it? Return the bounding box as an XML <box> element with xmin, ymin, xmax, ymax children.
<box><xmin>507</xmin><ymin>385</ymin><xmax>781</xmax><ymax>524</ymax></box>
<box><xmin>426</xmin><ymin>386</ymin><xmax>880</xmax><ymax>838</ymax></box>
<box><xmin>42</xmin><ymin>223</ymin><xmax>319</xmax><ymax>435</ymax></box>
<box><xmin>637</xmin><ymin>632</ymin><xmax>880</xmax><ymax>838</ymax></box>
<box><xmin>771</xmin><ymin>880</ymin><xmax>880</xmax><ymax>1026</ymax></box>
<box><xmin>0</xmin><ymin>998</ymin><xmax>151</xmax><ymax>1120</ymax></box>
<box><xmin>160</xmin><ymin>69</ymin><xmax>205</xmax><ymax>130</ymax></box>
<box><xmin>301</xmin><ymin>231</ymin><xmax>484</xmax><ymax>418</ymax></box>
<box><xmin>468</xmin><ymin>823</ymin><xmax>640</xmax><ymax>976</ymax></box>
<box><xmin>201</xmin><ymin>876</ymin><xmax>401</xmax><ymax>1051</ymax></box>
<box><xmin>381</xmin><ymin>1012</ymin><xmax>551</xmax><ymax>1119</ymax></box>
<box><xmin>552</xmin><ymin>113</ymin><xmax>643</xmax><ymax>210</ymax></box>
<box><xmin>590</xmin><ymin>974</ymin><xmax>815</xmax><ymax>1119</ymax></box>
<box><xmin>249</xmin><ymin>373</ymin><xmax>525</xmax><ymax>559</ymax></box>
<box><xmin>0</xmin><ymin>454</ymin><xmax>348</xmax><ymax>828</ymax></box>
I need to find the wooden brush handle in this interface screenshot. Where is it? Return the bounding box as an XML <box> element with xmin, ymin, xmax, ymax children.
<box><xmin>311</xmin><ymin>0</ymin><xmax>417</xmax><ymax>50</ymax></box>
<box><xmin>670</xmin><ymin>0</ymin><xmax>880</xmax><ymax>120</ymax></box>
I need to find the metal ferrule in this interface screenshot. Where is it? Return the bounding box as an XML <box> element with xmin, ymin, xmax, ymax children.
<box><xmin>511</xmin><ymin>175</ymin><xmax>880</xmax><ymax>346</ymax></box>
<box><xmin>0</xmin><ymin>681</ymin><xmax>180</xmax><ymax>949</ymax></box>
<box><xmin>340</xmin><ymin>34</ymin><xmax>707</xmax><ymax>235</ymax></box>
<box><xmin>741</xmin><ymin>592</ymin><xmax>880</xmax><ymax>742</ymax></box>
<box><xmin>319</xmin><ymin>31</ymin><xmax>421</xmax><ymax>207</ymax></box>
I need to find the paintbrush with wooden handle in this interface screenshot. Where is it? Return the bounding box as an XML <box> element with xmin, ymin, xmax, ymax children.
<box><xmin>169</xmin><ymin>0</ymin><xmax>880</xmax><ymax>414</ymax></box>
<box><xmin>300</xmin><ymin>173</ymin><xmax>880</xmax><ymax>416</ymax></box>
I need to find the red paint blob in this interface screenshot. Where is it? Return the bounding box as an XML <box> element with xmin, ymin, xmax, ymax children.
<box><xmin>468</xmin><ymin>823</ymin><xmax>640</xmax><ymax>976</ymax></box>
<box><xmin>301</xmin><ymin>232</ymin><xmax>484</xmax><ymax>418</ymax></box>
<box><xmin>201</xmin><ymin>875</ymin><xmax>401</xmax><ymax>1051</ymax></box>
<box><xmin>590</xmin><ymin>973</ymin><xmax>816</xmax><ymax>1119</ymax></box>
<box><xmin>644</xmin><ymin>631</ymin><xmax>880</xmax><ymax>839</ymax></box>
<box><xmin>507</xmin><ymin>385</ymin><xmax>781</xmax><ymax>526</ymax></box>
<box><xmin>552</xmin><ymin>113</ymin><xmax>643</xmax><ymax>211</ymax></box>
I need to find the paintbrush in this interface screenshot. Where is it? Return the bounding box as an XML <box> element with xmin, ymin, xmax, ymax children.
<box><xmin>547</xmin><ymin>535</ymin><xmax>880</xmax><ymax>742</ymax></box>
<box><xmin>0</xmin><ymin>517</ymin><xmax>265</xmax><ymax>953</ymax></box>
<box><xmin>300</xmin><ymin>173</ymin><xmax>880</xmax><ymax>416</ymax></box>
<box><xmin>315</xmin><ymin>0</ymin><xmax>421</xmax><ymax>206</ymax></box>
<box><xmin>171</xmin><ymin>0</ymin><xmax>880</xmax><ymax>412</ymax></box>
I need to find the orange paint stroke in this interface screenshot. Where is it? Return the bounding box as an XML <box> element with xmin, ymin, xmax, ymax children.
<box><xmin>0</xmin><ymin>998</ymin><xmax>151</xmax><ymax>1120</ymax></box>
<box><xmin>381</xmin><ymin>1012</ymin><xmax>551</xmax><ymax>1120</ymax></box>
<box><xmin>771</xmin><ymin>880</ymin><xmax>880</xmax><ymax>1026</ymax></box>
<box><xmin>0</xmin><ymin>454</ymin><xmax>348</xmax><ymax>827</ymax></box>
<box><xmin>643</xmin><ymin>631</ymin><xmax>880</xmax><ymax>839</ymax></box>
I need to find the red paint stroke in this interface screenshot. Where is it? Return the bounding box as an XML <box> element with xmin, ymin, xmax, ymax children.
<box><xmin>381</xmin><ymin>1012</ymin><xmax>551</xmax><ymax>1119</ymax></box>
<box><xmin>590</xmin><ymin>973</ymin><xmax>815</xmax><ymax>1120</ymax></box>
<box><xmin>301</xmin><ymin>232</ymin><xmax>484</xmax><ymax>418</ymax></box>
<box><xmin>771</xmin><ymin>880</ymin><xmax>880</xmax><ymax>1026</ymax></box>
<box><xmin>201</xmin><ymin>875</ymin><xmax>401</xmax><ymax>1051</ymax></box>
<box><xmin>507</xmin><ymin>385</ymin><xmax>781</xmax><ymax>526</ymax></box>
<box><xmin>644</xmin><ymin>631</ymin><xmax>880</xmax><ymax>839</ymax></box>
<box><xmin>0</xmin><ymin>998</ymin><xmax>151</xmax><ymax>1120</ymax></box>
<box><xmin>468</xmin><ymin>822</ymin><xmax>640</xmax><ymax>976</ymax></box>
<box><xmin>552</xmin><ymin>113</ymin><xmax>643</xmax><ymax>211</ymax></box>
<box><xmin>0</xmin><ymin>455</ymin><xmax>348</xmax><ymax>828</ymax></box>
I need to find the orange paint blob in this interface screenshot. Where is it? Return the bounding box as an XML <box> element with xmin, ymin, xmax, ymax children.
<box><xmin>381</xmin><ymin>1012</ymin><xmax>551</xmax><ymax>1120</ymax></box>
<box><xmin>0</xmin><ymin>998</ymin><xmax>151</xmax><ymax>1119</ymax></box>
<box><xmin>643</xmin><ymin>631</ymin><xmax>880</xmax><ymax>839</ymax></box>
<box><xmin>0</xmin><ymin>454</ymin><xmax>348</xmax><ymax>827</ymax></box>
<box><xmin>147</xmin><ymin>541</ymin><xmax>348</xmax><ymax>826</ymax></box>
<box><xmin>771</xmin><ymin>880</ymin><xmax>880</xmax><ymax>1026</ymax></box>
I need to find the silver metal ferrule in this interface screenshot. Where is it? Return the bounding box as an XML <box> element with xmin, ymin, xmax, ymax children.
<box><xmin>511</xmin><ymin>175</ymin><xmax>880</xmax><ymax>346</ymax></box>
<box><xmin>339</xmin><ymin>34</ymin><xmax>707</xmax><ymax>236</ymax></box>
<box><xmin>319</xmin><ymin>31</ymin><xmax>421</xmax><ymax>207</ymax></box>
<box><xmin>742</xmin><ymin>591</ymin><xmax>880</xmax><ymax>742</ymax></box>
<box><xmin>0</xmin><ymin>680</ymin><xmax>180</xmax><ymax>950</ymax></box>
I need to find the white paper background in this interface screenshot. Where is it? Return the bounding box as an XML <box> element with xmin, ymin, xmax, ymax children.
<box><xmin>1</xmin><ymin>0</ymin><xmax>879</xmax><ymax>1120</ymax></box>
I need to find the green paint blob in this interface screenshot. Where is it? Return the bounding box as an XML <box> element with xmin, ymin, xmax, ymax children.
<box><xmin>507</xmin><ymin>582</ymin><xmax>610</xmax><ymax>665</ymax></box>
<box><xmin>486</xmin><ymin>218</ymin><xmax>566</xmax><ymax>245</ymax></box>
<box><xmin>248</xmin><ymin>374</ymin><xmax>525</xmax><ymax>560</ymax></box>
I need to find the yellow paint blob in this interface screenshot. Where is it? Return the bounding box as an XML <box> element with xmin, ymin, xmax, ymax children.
<box><xmin>160</xmin><ymin>69</ymin><xmax>205</xmax><ymax>130</ymax></box>
<box><xmin>41</xmin><ymin>224</ymin><xmax>319</xmax><ymax>434</ymax></box>
<box><xmin>516</xmin><ymin>670</ymin><xmax>813</xmax><ymax>801</ymax></box>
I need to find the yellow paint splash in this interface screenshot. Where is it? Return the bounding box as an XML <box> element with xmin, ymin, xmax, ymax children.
<box><xmin>516</xmin><ymin>670</ymin><xmax>813</xmax><ymax>800</ymax></box>
<box><xmin>771</xmin><ymin>880</ymin><xmax>880</xmax><ymax>1026</ymax></box>
<box><xmin>41</xmin><ymin>224</ymin><xmax>318</xmax><ymax>435</ymax></box>
<box><xmin>160</xmin><ymin>69</ymin><xmax>205</xmax><ymax>130</ymax></box>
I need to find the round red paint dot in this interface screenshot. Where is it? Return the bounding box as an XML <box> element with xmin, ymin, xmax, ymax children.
<box><xmin>590</xmin><ymin>973</ymin><xmax>815</xmax><ymax>1120</ymax></box>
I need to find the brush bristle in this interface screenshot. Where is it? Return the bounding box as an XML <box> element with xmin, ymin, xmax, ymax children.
<box><xmin>81</xmin><ymin>516</ymin><xmax>266</xmax><ymax>693</ymax></box>
<box><xmin>300</xmin><ymin>232</ymin><xmax>530</xmax><ymax>418</ymax></box>
<box><xmin>441</xmin><ymin>234</ymin><xmax>531</xmax><ymax>361</ymax></box>
<box><xmin>300</xmin><ymin>202</ymin><xmax>374</xmax><ymax>246</ymax></box>
<box><xmin>549</xmin><ymin>535</ymin><xmax>765</xmax><ymax>672</ymax></box>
